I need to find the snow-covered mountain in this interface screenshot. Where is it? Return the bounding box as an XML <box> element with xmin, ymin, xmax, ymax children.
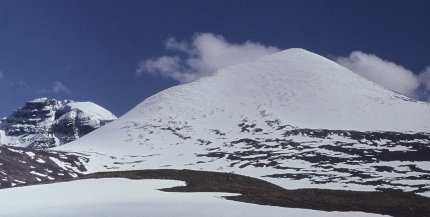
<box><xmin>53</xmin><ymin>48</ymin><xmax>429</xmax><ymax>196</ymax></box>
<box><xmin>0</xmin><ymin>98</ymin><xmax>117</xmax><ymax>148</ymax></box>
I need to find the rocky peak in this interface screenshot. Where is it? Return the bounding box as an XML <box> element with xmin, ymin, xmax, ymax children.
<box><xmin>0</xmin><ymin>98</ymin><xmax>117</xmax><ymax>148</ymax></box>
<box><xmin>6</xmin><ymin>98</ymin><xmax>73</xmax><ymax>125</ymax></box>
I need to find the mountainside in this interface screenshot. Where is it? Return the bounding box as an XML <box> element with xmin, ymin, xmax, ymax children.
<box><xmin>56</xmin><ymin>48</ymin><xmax>430</xmax><ymax>196</ymax></box>
<box><xmin>0</xmin><ymin>98</ymin><xmax>117</xmax><ymax>148</ymax></box>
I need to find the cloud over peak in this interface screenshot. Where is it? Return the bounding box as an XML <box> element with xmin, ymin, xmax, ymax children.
<box><xmin>336</xmin><ymin>51</ymin><xmax>430</xmax><ymax>101</ymax></box>
<box><xmin>136</xmin><ymin>34</ymin><xmax>430</xmax><ymax>102</ymax></box>
<box><xmin>336</xmin><ymin>51</ymin><xmax>420</xmax><ymax>98</ymax></box>
<box><xmin>137</xmin><ymin>33</ymin><xmax>279</xmax><ymax>83</ymax></box>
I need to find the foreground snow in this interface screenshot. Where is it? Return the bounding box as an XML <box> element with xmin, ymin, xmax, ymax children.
<box><xmin>0</xmin><ymin>178</ymin><xmax>389</xmax><ymax>217</ymax></box>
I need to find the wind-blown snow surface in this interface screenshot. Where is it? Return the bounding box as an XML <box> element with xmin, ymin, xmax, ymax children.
<box><xmin>56</xmin><ymin>49</ymin><xmax>430</xmax><ymax>195</ymax></box>
<box><xmin>0</xmin><ymin>178</ymin><xmax>388</xmax><ymax>217</ymax></box>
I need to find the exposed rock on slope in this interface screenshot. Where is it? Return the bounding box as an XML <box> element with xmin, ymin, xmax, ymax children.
<box><xmin>0</xmin><ymin>98</ymin><xmax>117</xmax><ymax>148</ymax></box>
<box><xmin>0</xmin><ymin>145</ymin><xmax>87</xmax><ymax>188</ymax></box>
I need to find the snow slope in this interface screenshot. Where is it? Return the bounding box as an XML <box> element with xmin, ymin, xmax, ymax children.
<box><xmin>0</xmin><ymin>178</ymin><xmax>389</xmax><ymax>217</ymax></box>
<box><xmin>60</xmin><ymin>102</ymin><xmax>117</xmax><ymax>122</ymax></box>
<box><xmin>56</xmin><ymin>49</ymin><xmax>430</xmax><ymax>195</ymax></box>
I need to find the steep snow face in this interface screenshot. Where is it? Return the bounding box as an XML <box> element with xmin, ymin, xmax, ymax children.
<box><xmin>0</xmin><ymin>98</ymin><xmax>117</xmax><ymax>148</ymax></box>
<box><xmin>57</xmin><ymin>49</ymin><xmax>430</xmax><ymax>195</ymax></box>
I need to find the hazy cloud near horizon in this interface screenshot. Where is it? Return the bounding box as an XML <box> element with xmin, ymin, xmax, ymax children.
<box><xmin>8</xmin><ymin>80</ymin><xmax>72</xmax><ymax>95</ymax></box>
<box><xmin>136</xmin><ymin>33</ymin><xmax>280</xmax><ymax>83</ymax></box>
<box><xmin>336</xmin><ymin>51</ymin><xmax>430</xmax><ymax>101</ymax></box>
<box><xmin>52</xmin><ymin>81</ymin><xmax>72</xmax><ymax>94</ymax></box>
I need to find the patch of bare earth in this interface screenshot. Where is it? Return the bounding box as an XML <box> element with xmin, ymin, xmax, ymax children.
<box><xmin>32</xmin><ymin>169</ymin><xmax>429</xmax><ymax>217</ymax></box>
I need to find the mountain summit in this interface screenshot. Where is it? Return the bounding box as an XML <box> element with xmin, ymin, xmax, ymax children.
<box><xmin>126</xmin><ymin>48</ymin><xmax>430</xmax><ymax>132</ymax></box>
<box><xmin>0</xmin><ymin>98</ymin><xmax>117</xmax><ymax>148</ymax></box>
<box><xmin>58</xmin><ymin>49</ymin><xmax>430</xmax><ymax>194</ymax></box>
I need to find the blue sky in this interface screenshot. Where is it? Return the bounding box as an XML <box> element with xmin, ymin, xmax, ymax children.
<box><xmin>1</xmin><ymin>0</ymin><xmax>429</xmax><ymax>117</ymax></box>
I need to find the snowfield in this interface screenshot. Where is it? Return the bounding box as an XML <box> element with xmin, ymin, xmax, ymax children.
<box><xmin>0</xmin><ymin>178</ymin><xmax>390</xmax><ymax>217</ymax></box>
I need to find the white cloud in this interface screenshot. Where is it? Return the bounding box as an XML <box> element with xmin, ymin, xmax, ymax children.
<box><xmin>53</xmin><ymin>81</ymin><xmax>71</xmax><ymax>94</ymax></box>
<box><xmin>139</xmin><ymin>39</ymin><xmax>430</xmax><ymax>102</ymax></box>
<box><xmin>418</xmin><ymin>67</ymin><xmax>430</xmax><ymax>90</ymax></box>
<box><xmin>137</xmin><ymin>33</ymin><xmax>280</xmax><ymax>83</ymax></box>
<box><xmin>0</xmin><ymin>71</ymin><xmax>3</xmax><ymax>80</ymax></box>
<box><xmin>336</xmin><ymin>51</ymin><xmax>427</xmax><ymax>99</ymax></box>
<box><xmin>416</xmin><ymin>67</ymin><xmax>430</xmax><ymax>101</ymax></box>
